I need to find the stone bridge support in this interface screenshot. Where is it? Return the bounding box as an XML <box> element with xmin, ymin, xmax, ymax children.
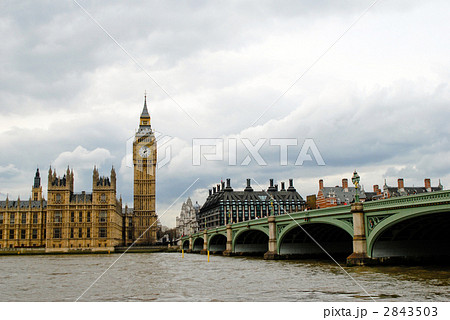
<box><xmin>347</xmin><ymin>203</ymin><xmax>371</xmax><ymax>265</ymax></box>
<box><xmin>264</xmin><ymin>216</ymin><xmax>280</xmax><ymax>260</ymax></box>
<box><xmin>188</xmin><ymin>236</ymin><xmax>193</xmax><ymax>253</ymax></box>
<box><xmin>223</xmin><ymin>224</ymin><xmax>234</xmax><ymax>256</ymax></box>
<box><xmin>200</xmin><ymin>230</ymin><xmax>208</xmax><ymax>255</ymax></box>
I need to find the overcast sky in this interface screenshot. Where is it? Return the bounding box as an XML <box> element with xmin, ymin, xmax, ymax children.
<box><xmin>1</xmin><ymin>0</ymin><xmax>449</xmax><ymax>227</ymax></box>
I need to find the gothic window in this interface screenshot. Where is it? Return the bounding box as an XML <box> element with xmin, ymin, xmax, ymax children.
<box><xmin>99</xmin><ymin>227</ymin><xmax>107</xmax><ymax>238</ymax></box>
<box><xmin>32</xmin><ymin>229</ymin><xmax>38</xmax><ymax>239</ymax></box>
<box><xmin>33</xmin><ymin>213</ymin><xmax>38</xmax><ymax>224</ymax></box>
<box><xmin>70</xmin><ymin>212</ymin><xmax>75</xmax><ymax>222</ymax></box>
<box><xmin>53</xmin><ymin>228</ymin><xmax>61</xmax><ymax>239</ymax></box>
<box><xmin>79</xmin><ymin>212</ymin><xmax>83</xmax><ymax>222</ymax></box>
<box><xmin>9</xmin><ymin>229</ymin><xmax>14</xmax><ymax>239</ymax></box>
<box><xmin>54</xmin><ymin>211</ymin><xmax>62</xmax><ymax>223</ymax></box>
<box><xmin>21</xmin><ymin>229</ymin><xmax>26</xmax><ymax>239</ymax></box>
<box><xmin>99</xmin><ymin>211</ymin><xmax>107</xmax><ymax>223</ymax></box>
<box><xmin>101</xmin><ymin>193</ymin><xmax>106</xmax><ymax>202</ymax></box>
<box><xmin>9</xmin><ymin>213</ymin><xmax>15</xmax><ymax>225</ymax></box>
<box><xmin>70</xmin><ymin>228</ymin><xmax>74</xmax><ymax>238</ymax></box>
<box><xmin>0</xmin><ymin>229</ymin><xmax>2</xmax><ymax>239</ymax></box>
<box><xmin>87</xmin><ymin>228</ymin><xmax>91</xmax><ymax>238</ymax></box>
<box><xmin>87</xmin><ymin>212</ymin><xmax>91</xmax><ymax>222</ymax></box>
<box><xmin>78</xmin><ymin>228</ymin><xmax>82</xmax><ymax>238</ymax></box>
<box><xmin>0</xmin><ymin>213</ymin><xmax>3</xmax><ymax>224</ymax></box>
<box><xmin>56</xmin><ymin>193</ymin><xmax>61</xmax><ymax>203</ymax></box>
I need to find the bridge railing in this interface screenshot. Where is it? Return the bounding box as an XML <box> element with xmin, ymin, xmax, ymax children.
<box><xmin>363</xmin><ymin>189</ymin><xmax>450</xmax><ymax>211</ymax></box>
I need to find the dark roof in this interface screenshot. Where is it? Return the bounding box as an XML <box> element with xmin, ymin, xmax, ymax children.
<box><xmin>70</xmin><ymin>193</ymin><xmax>93</xmax><ymax>202</ymax></box>
<box><xmin>0</xmin><ymin>200</ymin><xmax>47</xmax><ymax>209</ymax></box>
<box><xmin>384</xmin><ymin>186</ymin><xmax>443</xmax><ymax>197</ymax></box>
<box><xmin>321</xmin><ymin>186</ymin><xmax>365</xmax><ymax>205</ymax></box>
<box><xmin>200</xmin><ymin>189</ymin><xmax>305</xmax><ymax>214</ymax></box>
<box><xmin>141</xmin><ymin>96</ymin><xmax>150</xmax><ymax>118</ymax></box>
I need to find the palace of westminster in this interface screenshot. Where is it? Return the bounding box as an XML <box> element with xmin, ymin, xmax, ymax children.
<box><xmin>0</xmin><ymin>97</ymin><xmax>158</xmax><ymax>252</ymax></box>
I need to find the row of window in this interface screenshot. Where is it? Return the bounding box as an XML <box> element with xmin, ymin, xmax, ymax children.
<box><xmin>53</xmin><ymin>227</ymin><xmax>107</xmax><ymax>239</ymax></box>
<box><xmin>54</xmin><ymin>211</ymin><xmax>107</xmax><ymax>223</ymax></box>
<box><xmin>0</xmin><ymin>213</ymin><xmax>42</xmax><ymax>225</ymax></box>
<box><xmin>0</xmin><ymin>229</ymin><xmax>41</xmax><ymax>240</ymax></box>
<box><xmin>0</xmin><ymin>227</ymin><xmax>107</xmax><ymax>240</ymax></box>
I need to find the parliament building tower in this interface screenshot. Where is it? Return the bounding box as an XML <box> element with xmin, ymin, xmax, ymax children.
<box><xmin>133</xmin><ymin>95</ymin><xmax>158</xmax><ymax>244</ymax></box>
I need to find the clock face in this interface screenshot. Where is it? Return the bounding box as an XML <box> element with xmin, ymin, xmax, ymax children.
<box><xmin>139</xmin><ymin>146</ymin><xmax>150</xmax><ymax>158</ymax></box>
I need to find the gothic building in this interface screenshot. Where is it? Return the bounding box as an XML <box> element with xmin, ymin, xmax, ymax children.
<box><xmin>0</xmin><ymin>96</ymin><xmax>159</xmax><ymax>251</ymax></box>
<box><xmin>175</xmin><ymin>198</ymin><xmax>201</xmax><ymax>238</ymax></box>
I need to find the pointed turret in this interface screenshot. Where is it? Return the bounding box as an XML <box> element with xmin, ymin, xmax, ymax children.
<box><xmin>33</xmin><ymin>168</ymin><xmax>43</xmax><ymax>201</ymax></box>
<box><xmin>139</xmin><ymin>94</ymin><xmax>151</xmax><ymax>127</ymax></box>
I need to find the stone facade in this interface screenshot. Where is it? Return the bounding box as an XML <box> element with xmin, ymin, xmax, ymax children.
<box><xmin>176</xmin><ymin>198</ymin><xmax>200</xmax><ymax>238</ymax></box>
<box><xmin>0</xmin><ymin>167</ymin><xmax>123</xmax><ymax>252</ymax></box>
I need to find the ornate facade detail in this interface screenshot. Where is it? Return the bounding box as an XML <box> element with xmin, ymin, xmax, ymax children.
<box><xmin>367</xmin><ymin>215</ymin><xmax>391</xmax><ymax>233</ymax></box>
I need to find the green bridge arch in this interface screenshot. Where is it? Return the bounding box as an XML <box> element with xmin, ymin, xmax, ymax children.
<box><xmin>367</xmin><ymin>206</ymin><xmax>450</xmax><ymax>257</ymax></box>
<box><xmin>276</xmin><ymin>218</ymin><xmax>354</xmax><ymax>252</ymax></box>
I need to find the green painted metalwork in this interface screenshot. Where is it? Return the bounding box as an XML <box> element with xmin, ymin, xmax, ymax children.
<box><xmin>180</xmin><ymin>190</ymin><xmax>450</xmax><ymax>258</ymax></box>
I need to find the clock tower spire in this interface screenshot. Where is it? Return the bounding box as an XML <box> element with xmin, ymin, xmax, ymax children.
<box><xmin>133</xmin><ymin>94</ymin><xmax>158</xmax><ymax>245</ymax></box>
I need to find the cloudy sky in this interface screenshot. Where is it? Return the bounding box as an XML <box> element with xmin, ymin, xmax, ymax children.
<box><xmin>1</xmin><ymin>0</ymin><xmax>449</xmax><ymax>227</ymax></box>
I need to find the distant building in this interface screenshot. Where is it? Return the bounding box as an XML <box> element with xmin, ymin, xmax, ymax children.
<box><xmin>175</xmin><ymin>198</ymin><xmax>201</xmax><ymax>238</ymax></box>
<box><xmin>197</xmin><ymin>178</ymin><xmax>306</xmax><ymax>230</ymax></box>
<box><xmin>316</xmin><ymin>178</ymin><xmax>369</xmax><ymax>209</ymax></box>
<box><xmin>316</xmin><ymin>177</ymin><xmax>445</xmax><ymax>209</ymax></box>
<box><xmin>383</xmin><ymin>178</ymin><xmax>443</xmax><ymax>198</ymax></box>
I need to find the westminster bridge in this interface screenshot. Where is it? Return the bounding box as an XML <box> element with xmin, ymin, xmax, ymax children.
<box><xmin>180</xmin><ymin>190</ymin><xmax>450</xmax><ymax>265</ymax></box>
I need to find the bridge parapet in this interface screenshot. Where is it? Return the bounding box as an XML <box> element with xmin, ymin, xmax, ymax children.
<box><xmin>363</xmin><ymin>190</ymin><xmax>450</xmax><ymax>211</ymax></box>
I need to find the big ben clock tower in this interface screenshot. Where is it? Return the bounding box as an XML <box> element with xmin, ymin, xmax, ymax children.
<box><xmin>133</xmin><ymin>95</ymin><xmax>157</xmax><ymax>244</ymax></box>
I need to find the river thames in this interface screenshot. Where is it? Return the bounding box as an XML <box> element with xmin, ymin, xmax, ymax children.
<box><xmin>0</xmin><ymin>253</ymin><xmax>449</xmax><ymax>302</ymax></box>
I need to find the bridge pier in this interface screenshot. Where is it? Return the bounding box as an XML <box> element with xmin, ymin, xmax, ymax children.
<box><xmin>188</xmin><ymin>236</ymin><xmax>193</xmax><ymax>253</ymax></box>
<box><xmin>223</xmin><ymin>224</ymin><xmax>234</xmax><ymax>256</ymax></box>
<box><xmin>200</xmin><ymin>230</ymin><xmax>208</xmax><ymax>255</ymax></box>
<box><xmin>264</xmin><ymin>216</ymin><xmax>280</xmax><ymax>260</ymax></box>
<box><xmin>347</xmin><ymin>203</ymin><xmax>371</xmax><ymax>266</ymax></box>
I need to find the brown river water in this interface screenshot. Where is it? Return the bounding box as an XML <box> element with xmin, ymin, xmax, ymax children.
<box><xmin>0</xmin><ymin>252</ymin><xmax>449</xmax><ymax>301</ymax></box>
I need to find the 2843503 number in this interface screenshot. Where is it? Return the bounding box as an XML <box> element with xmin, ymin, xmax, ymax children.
<box><xmin>383</xmin><ymin>307</ymin><xmax>437</xmax><ymax>317</ymax></box>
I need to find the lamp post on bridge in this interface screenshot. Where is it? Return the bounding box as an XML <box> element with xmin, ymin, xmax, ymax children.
<box><xmin>352</xmin><ymin>170</ymin><xmax>360</xmax><ymax>203</ymax></box>
<box><xmin>347</xmin><ymin>170</ymin><xmax>371</xmax><ymax>265</ymax></box>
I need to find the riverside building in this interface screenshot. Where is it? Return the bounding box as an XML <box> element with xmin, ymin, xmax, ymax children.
<box><xmin>197</xmin><ymin>178</ymin><xmax>306</xmax><ymax>230</ymax></box>
<box><xmin>0</xmin><ymin>96</ymin><xmax>158</xmax><ymax>252</ymax></box>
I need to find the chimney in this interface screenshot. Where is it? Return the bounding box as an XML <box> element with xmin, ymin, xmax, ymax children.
<box><xmin>209</xmin><ymin>189</ymin><xmax>212</xmax><ymax>196</ymax></box>
<box><xmin>281</xmin><ymin>182</ymin><xmax>285</xmax><ymax>191</ymax></box>
<box><xmin>287</xmin><ymin>179</ymin><xmax>296</xmax><ymax>192</ymax></box>
<box><xmin>424</xmin><ymin>178</ymin><xmax>431</xmax><ymax>192</ymax></box>
<box><xmin>342</xmin><ymin>178</ymin><xmax>348</xmax><ymax>191</ymax></box>
<box><xmin>213</xmin><ymin>187</ymin><xmax>216</xmax><ymax>194</ymax></box>
<box><xmin>268</xmin><ymin>179</ymin><xmax>276</xmax><ymax>192</ymax></box>
<box><xmin>319</xmin><ymin>179</ymin><xmax>324</xmax><ymax>190</ymax></box>
<box><xmin>244</xmin><ymin>179</ymin><xmax>253</xmax><ymax>192</ymax></box>
<box><xmin>275</xmin><ymin>184</ymin><xmax>278</xmax><ymax>191</ymax></box>
<box><xmin>221</xmin><ymin>181</ymin><xmax>225</xmax><ymax>190</ymax></box>
<box><xmin>217</xmin><ymin>184</ymin><xmax>220</xmax><ymax>192</ymax></box>
<box><xmin>373</xmin><ymin>185</ymin><xmax>381</xmax><ymax>195</ymax></box>
<box><xmin>398</xmin><ymin>178</ymin><xmax>404</xmax><ymax>190</ymax></box>
<box><xmin>225</xmin><ymin>178</ymin><xmax>233</xmax><ymax>191</ymax></box>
